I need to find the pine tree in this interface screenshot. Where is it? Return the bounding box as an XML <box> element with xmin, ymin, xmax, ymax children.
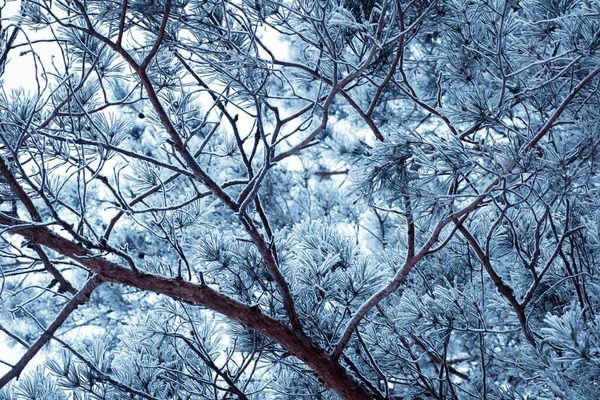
<box><xmin>1</xmin><ymin>0</ymin><xmax>600</xmax><ymax>398</ymax></box>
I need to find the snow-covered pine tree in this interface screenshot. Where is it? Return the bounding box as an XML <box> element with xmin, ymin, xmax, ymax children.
<box><xmin>1</xmin><ymin>0</ymin><xmax>600</xmax><ymax>398</ymax></box>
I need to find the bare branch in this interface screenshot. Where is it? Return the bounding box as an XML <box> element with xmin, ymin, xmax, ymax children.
<box><xmin>0</xmin><ymin>275</ymin><xmax>102</xmax><ymax>389</ymax></box>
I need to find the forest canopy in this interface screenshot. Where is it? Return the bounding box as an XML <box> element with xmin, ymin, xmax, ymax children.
<box><xmin>1</xmin><ymin>0</ymin><xmax>600</xmax><ymax>398</ymax></box>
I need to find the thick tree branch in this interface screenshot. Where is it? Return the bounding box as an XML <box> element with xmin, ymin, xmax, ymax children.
<box><xmin>0</xmin><ymin>214</ymin><xmax>373</xmax><ymax>400</ymax></box>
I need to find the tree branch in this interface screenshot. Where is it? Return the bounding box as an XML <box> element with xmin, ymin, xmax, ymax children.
<box><xmin>332</xmin><ymin>183</ymin><xmax>497</xmax><ymax>359</ymax></box>
<box><xmin>0</xmin><ymin>275</ymin><xmax>102</xmax><ymax>388</ymax></box>
<box><xmin>0</xmin><ymin>214</ymin><xmax>373</xmax><ymax>400</ymax></box>
<box><xmin>0</xmin><ymin>156</ymin><xmax>76</xmax><ymax>294</ymax></box>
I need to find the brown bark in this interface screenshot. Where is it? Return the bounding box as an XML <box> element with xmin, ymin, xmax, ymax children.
<box><xmin>0</xmin><ymin>156</ymin><xmax>77</xmax><ymax>294</ymax></box>
<box><xmin>332</xmin><ymin>183</ymin><xmax>497</xmax><ymax>359</ymax></box>
<box><xmin>0</xmin><ymin>214</ymin><xmax>373</xmax><ymax>400</ymax></box>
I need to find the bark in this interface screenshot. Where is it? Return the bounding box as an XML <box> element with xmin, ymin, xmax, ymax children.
<box><xmin>455</xmin><ymin>223</ymin><xmax>537</xmax><ymax>347</ymax></box>
<box><xmin>0</xmin><ymin>156</ymin><xmax>76</xmax><ymax>294</ymax></box>
<box><xmin>0</xmin><ymin>214</ymin><xmax>373</xmax><ymax>400</ymax></box>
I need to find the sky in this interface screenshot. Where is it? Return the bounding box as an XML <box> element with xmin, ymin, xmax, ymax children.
<box><xmin>0</xmin><ymin>0</ymin><xmax>61</xmax><ymax>377</ymax></box>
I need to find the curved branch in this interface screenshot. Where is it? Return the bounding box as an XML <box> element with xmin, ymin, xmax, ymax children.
<box><xmin>524</xmin><ymin>66</ymin><xmax>600</xmax><ymax>152</ymax></box>
<box><xmin>0</xmin><ymin>214</ymin><xmax>373</xmax><ymax>400</ymax></box>
<box><xmin>0</xmin><ymin>156</ymin><xmax>76</xmax><ymax>294</ymax></box>
<box><xmin>332</xmin><ymin>183</ymin><xmax>497</xmax><ymax>359</ymax></box>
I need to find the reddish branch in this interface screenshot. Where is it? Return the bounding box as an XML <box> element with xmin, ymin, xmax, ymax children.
<box><xmin>0</xmin><ymin>214</ymin><xmax>373</xmax><ymax>400</ymax></box>
<box><xmin>524</xmin><ymin>66</ymin><xmax>600</xmax><ymax>152</ymax></box>
<box><xmin>67</xmin><ymin>14</ymin><xmax>305</xmax><ymax>331</ymax></box>
<box><xmin>330</xmin><ymin>64</ymin><xmax>600</xmax><ymax>355</ymax></box>
<box><xmin>0</xmin><ymin>156</ymin><xmax>76</xmax><ymax>294</ymax></box>
<box><xmin>7</xmin><ymin>1</ymin><xmax>597</xmax><ymax>390</ymax></box>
